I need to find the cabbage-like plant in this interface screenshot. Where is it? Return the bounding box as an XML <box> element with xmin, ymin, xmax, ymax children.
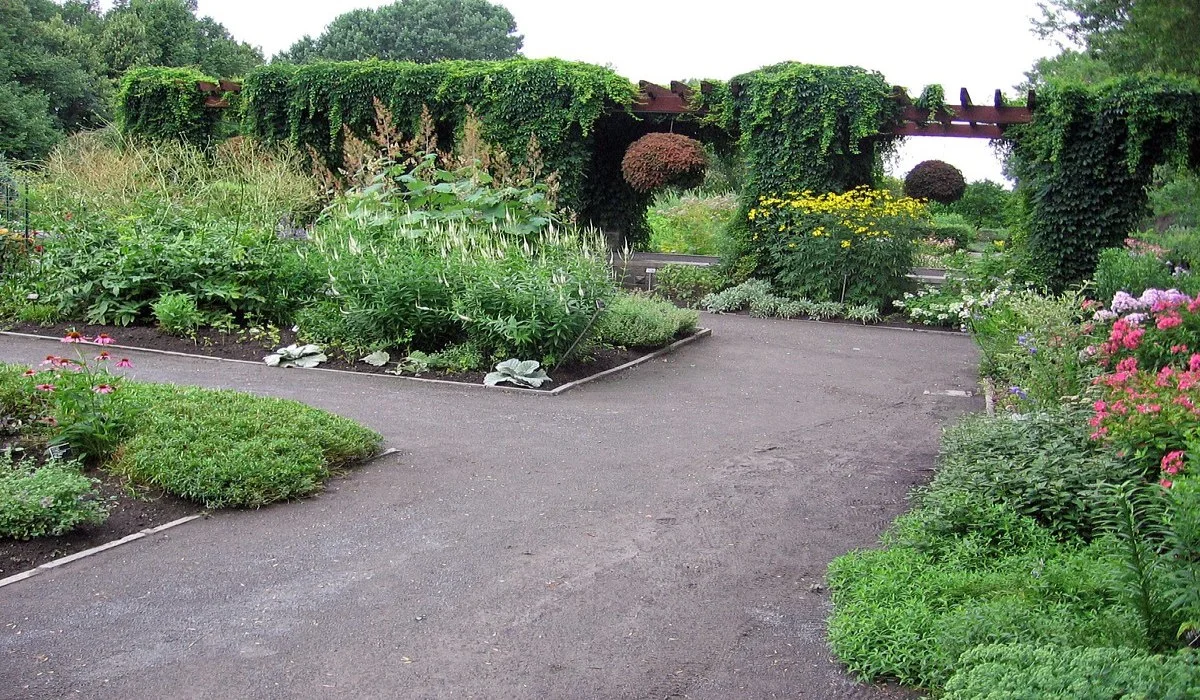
<box><xmin>264</xmin><ymin>344</ymin><xmax>327</xmax><ymax>368</ymax></box>
<box><xmin>484</xmin><ymin>359</ymin><xmax>551</xmax><ymax>388</ymax></box>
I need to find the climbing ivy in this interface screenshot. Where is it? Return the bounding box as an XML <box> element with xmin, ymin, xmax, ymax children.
<box><xmin>239</xmin><ymin>58</ymin><xmax>639</xmax><ymax>229</ymax></box>
<box><xmin>691</xmin><ymin>63</ymin><xmax>902</xmax><ymax>279</ymax></box>
<box><xmin>116</xmin><ymin>67</ymin><xmax>225</xmax><ymax>144</ymax></box>
<box><xmin>1008</xmin><ymin>74</ymin><xmax>1200</xmax><ymax>288</ymax></box>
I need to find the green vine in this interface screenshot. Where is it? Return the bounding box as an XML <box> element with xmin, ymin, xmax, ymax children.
<box><xmin>116</xmin><ymin>67</ymin><xmax>225</xmax><ymax>144</ymax></box>
<box><xmin>240</xmin><ymin>58</ymin><xmax>639</xmax><ymax>229</ymax></box>
<box><xmin>1009</xmin><ymin>74</ymin><xmax>1200</xmax><ymax>288</ymax></box>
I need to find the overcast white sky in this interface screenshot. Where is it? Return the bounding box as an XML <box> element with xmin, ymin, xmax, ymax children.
<box><xmin>191</xmin><ymin>0</ymin><xmax>1062</xmax><ymax>184</ymax></box>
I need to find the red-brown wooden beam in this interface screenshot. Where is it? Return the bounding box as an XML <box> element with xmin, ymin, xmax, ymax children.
<box><xmin>899</xmin><ymin>105</ymin><xmax>1031</xmax><ymax>125</ymax></box>
<box><xmin>886</xmin><ymin>122</ymin><xmax>1008</xmax><ymax>139</ymax></box>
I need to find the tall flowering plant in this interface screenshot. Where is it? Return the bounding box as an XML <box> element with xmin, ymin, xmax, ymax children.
<box><xmin>1088</xmin><ymin>289</ymin><xmax>1200</xmax><ymax>487</ymax></box>
<box><xmin>22</xmin><ymin>332</ymin><xmax>136</xmax><ymax>462</ymax></box>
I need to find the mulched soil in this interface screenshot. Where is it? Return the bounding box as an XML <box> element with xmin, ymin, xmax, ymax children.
<box><xmin>3</xmin><ymin>320</ymin><xmax>682</xmax><ymax>390</ymax></box>
<box><xmin>0</xmin><ymin>470</ymin><xmax>200</xmax><ymax>577</ymax></box>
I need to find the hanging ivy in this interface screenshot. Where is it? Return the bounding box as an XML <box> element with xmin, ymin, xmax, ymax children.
<box><xmin>238</xmin><ymin>58</ymin><xmax>639</xmax><ymax>231</ymax></box>
<box><xmin>116</xmin><ymin>67</ymin><xmax>226</xmax><ymax>144</ymax></box>
<box><xmin>1009</xmin><ymin>74</ymin><xmax>1200</xmax><ymax>288</ymax></box>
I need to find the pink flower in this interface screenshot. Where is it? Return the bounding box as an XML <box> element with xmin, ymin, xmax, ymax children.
<box><xmin>40</xmin><ymin>355</ymin><xmax>63</xmax><ymax>367</ymax></box>
<box><xmin>93</xmin><ymin>384</ymin><xmax>114</xmax><ymax>394</ymax></box>
<box><xmin>1161</xmin><ymin>479</ymin><xmax>1174</xmax><ymax>489</ymax></box>
<box><xmin>1191</xmin><ymin>354</ymin><xmax>1200</xmax><ymax>372</ymax></box>
<box><xmin>115</xmin><ymin>358</ymin><xmax>133</xmax><ymax>369</ymax></box>
<box><xmin>1116</xmin><ymin>357</ymin><xmax>1138</xmax><ymax>374</ymax></box>
<box><xmin>94</xmin><ymin>352</ymin><xmax>111</xmax><ymax>362</ymax></box>
<box><xmin>61</xmin><ymin>331</ymin><xmax>85</xmax><ymax>343</ymax></box>
<box><xmin>23</xmin><ymin>369</ymin><xmax>37</xmax><ymax>377</ymax></box>
<box><xmin>1171</xmin><ymin>344</ymin><xmax>1189</xmax><ymax>354</ymax></box>
<box><xmin>1161</xmin><ymin>451</ymin><xmax>1185</xmax><ymax>476</ymax></box>
<box><xmin>35</xmin><ymin>383</ymin><xmax>56</xmax><ymax>392</ymax></box>
<box><xmin>1157</xmin><ymin>313</ymin><xmax>1182</xmax><ymax>330</ymax></box>
<box><xmin>91</xmin><ymin>334</ymin><xmax>114</xmax><ymax>345</ymax></box>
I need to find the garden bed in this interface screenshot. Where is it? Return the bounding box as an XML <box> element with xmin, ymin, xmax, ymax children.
<box><xmin>0</xmin><ymin>470</ymin><xmax>199</xmax><ymax>578</ymax></box>
<box><xmin>2</xmin><ymin>321</ymin><xmax>712</xmax><ymax>393</ymax></box>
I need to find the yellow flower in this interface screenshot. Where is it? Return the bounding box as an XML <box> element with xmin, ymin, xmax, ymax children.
<box><xmin>841</xmin><ymin>240</ymin><xmax>851</xmax><ymax>249</ymax></box>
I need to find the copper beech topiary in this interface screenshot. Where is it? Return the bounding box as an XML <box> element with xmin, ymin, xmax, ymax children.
<box><xmin>621</xmin><ymin>133</ymin><xmax>708</xmax><ymax>193</ymax></box>
<box><xmin>904</xmin><ymin>160</ymin><xmax>967</xmax><ymax>205</ymax></box>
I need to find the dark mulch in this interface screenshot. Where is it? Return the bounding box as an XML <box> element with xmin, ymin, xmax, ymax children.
<box><xmin>0</xmin><ymin>470</ymin><xmax>200</xmax><ymax>577</ymax></box>
<box><xmin>3</xmin><ymin>320</ymin><xmax>688</xmax><ymax>390</ymax></box>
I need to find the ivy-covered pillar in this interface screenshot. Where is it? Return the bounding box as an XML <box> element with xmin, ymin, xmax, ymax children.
<box><xmin>1009</xmin><ymin>75</ymin><xmax>1200</xmax><ymax>289</ymax></box>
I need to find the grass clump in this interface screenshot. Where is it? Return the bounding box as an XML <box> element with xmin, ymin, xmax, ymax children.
<box><xmin>110</xmin><ymin>384</ymin><xmax>381</xmax><ymax>508</ymax></box>
<box><xmin>595</xmin><ymin>292</ymin><xmax>698</xmax><ymax>348</ymax></box>
<box><xmin>0</xmin><ymin>456</ymin><xmax>107</xmax><ymax>539</ymax></box>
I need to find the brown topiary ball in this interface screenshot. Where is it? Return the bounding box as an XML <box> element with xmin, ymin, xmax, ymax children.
<box><xmin>621</xmin><ymin>133</ymin><xmax>708</xmax><ymax>193</ymax></box>
<box><xmin>904</xmin><ymin>160</ymin><xmax>967</xmax><ymax>204</ymax></box>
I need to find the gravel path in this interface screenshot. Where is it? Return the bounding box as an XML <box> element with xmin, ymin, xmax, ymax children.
<box><xmin>0</xmin><ymin>314</ymin><xmax>980</xmax><ymax>699</ymax></box>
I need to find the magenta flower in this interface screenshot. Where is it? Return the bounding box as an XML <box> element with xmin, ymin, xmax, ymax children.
<box><xmin>115</xmin><ymin>358</ymin><xmax>133</xmax><ymax>369</ymax></box>
<box><xmin>92</xmin><ymin>334</ymin><xmax>114</xmax><ymax>345</ymax></box>
<box><xmin>61</xmin><ymin>331</ymin><xmax>85</xmax><ymax>343</ymax></box>
<box><xmin>23</xmin><ymin>369</ymin><xmax>37</xmax><ymax>377</ymax></box>
<box><xmin>94</xmin><ymin>352</ymin><xmax>111</xmax><ymax>362</ymax></box>
<box><xmin>93</xmin><ymin>384</ymin><xmax>115</xmax><ymax>394</ymax></box>
<box><xmin>40</xmin><ymin>355</ymin><xmax>63</xmax><ymax>367</ymax></box>
<box><xmin>35</xmin><ymin>383</ymin><xmax>56</xmax><ymax>392</ymax></box>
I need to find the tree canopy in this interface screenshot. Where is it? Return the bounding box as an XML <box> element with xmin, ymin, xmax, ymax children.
<box><xmin>1035</xmin><ymin>0</ymin><xmax>1200</xmax><ymax>78</ymax></box>
<box><xmin>277</xmin><ymin>0</ymin><xmax>523</xmax><ymax>64</ymax></box>
<box><xmin>0</xmin><ymin>0</ymin><xmax>261</xmax><ymax>161</ymax></box>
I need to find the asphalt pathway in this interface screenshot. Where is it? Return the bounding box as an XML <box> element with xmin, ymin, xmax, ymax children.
<box><xmin>0</xmin><ymin>314</ymin><xmax>981</xmax><ymax>699</ymax></box>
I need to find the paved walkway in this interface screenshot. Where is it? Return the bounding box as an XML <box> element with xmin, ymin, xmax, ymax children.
<box><xmin>0</xmin><ymin>314</ymin><xmax>980</xmax><ymax>699</ymax></box>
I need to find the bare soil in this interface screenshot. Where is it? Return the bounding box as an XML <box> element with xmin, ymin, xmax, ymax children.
<box><xmin>4</xmin><ymin>320</ymin><xmax>686</xmax><ymax>389</ymax></box>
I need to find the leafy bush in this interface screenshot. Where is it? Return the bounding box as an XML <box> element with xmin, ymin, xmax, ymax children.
<box><xmin>595</xmin><ymin>293</ymin><xmax>698</xmax><ymax>348</ymax></box>
<box><xmin>904</xmin><ymin>160</ymin><xmax>966</xmax><ymax>204</ymax></box>
<box><xmin>621</xmin><ymin>133</ymin><xmax>709</xmax><ymax>193</ymax></box>
<box><xmin>1149</xmin><ymin>167</ymin><xmax>1200</xmax><ymax>230</ymax></box>
<box><xmin>746</xmin><ymin>187</ymin><xmax>926</xmax><ymax>307</ymax></box>
<box><xmin>646</xmin><ymin>190</ymin><xmax>737</xmax><ymax>255</ymax></box>
<box><xmin>929</xmin><ymin>213</ymin><xmax>975</xmax><ymax>249</ymax></box>
<box><xmin>115</xmin><ymin>67</ymin><xmax>224</xmax><ymax>145</ymax></box>
<box><xmin>152</xmin><ymin>293</ymin><xmax>203</xmax><ymax>336</ymax></box>
<box><xmin>653</xmin><ymin>263</ymin><xmax>722</xmax><ymax>306</ymax></box>
<box><xmin>110</xmin><ymin>384</ymin><xmax>381</xmax><ymax>508</ymax></box>
<box><xmin>931</xmin><ymin>179</ymin><xmax>1015</xmax><ymax>229</ymax></box>
<box><xmin>1094</xmin><ymin>244</ymin><xmax>1199</xmax><ymax>303</ymax></box>
<box><xmin>0</xmin><ymin>457</ymin><xmax>107</xmax><ymax>539</ymax></box>
<box><xmin>944</xmin><ymin>644</ymin><xmax>1200</xmax><ymax>699</ymax></box>
<box><xmin>932</xmin><ymin>410</ymin><xmax>1137</xmax><ymax>540</ymax></box>
<box><xmin>701</xmin><ymin>279</ymin><xmax>775</xmax><ymax>313</ymax></box>
<box><xmin>828</xmin><ymin>517</ymin><xmax>1139</xmax><ymax>689</ymax></box>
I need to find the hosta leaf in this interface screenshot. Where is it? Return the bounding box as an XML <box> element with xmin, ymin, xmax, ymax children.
<box><xmin>360</xmin><ymin>351</ymin><xmax>390</xmax><ymax>367</ymax></box>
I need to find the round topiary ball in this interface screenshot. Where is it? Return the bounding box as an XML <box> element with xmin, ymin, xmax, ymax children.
<box><xmin>621</xmin><ymin>133</ymin><xmax>708</xmax><ymax>193</ymax></box>
<box><xmin>904</xmin><ymin>160</ymin><xmax>967</xmax><ymax>204</ymax></box>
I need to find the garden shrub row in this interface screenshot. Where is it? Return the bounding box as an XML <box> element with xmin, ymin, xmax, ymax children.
<box><xmin>828</xmin><ymin>280</ymin><xmax>1200</xmax><ymax>695</ymax></box>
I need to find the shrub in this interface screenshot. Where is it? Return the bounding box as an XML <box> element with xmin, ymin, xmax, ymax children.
<box><xmin>929</xmin><ymin>212</ymin><xmax>975</xmax><ymax>249</ymax></box>
<box><xmin>110</xmin><ymin>384</ymin><xmax>381</xmax><ymax>508</ymax></box>
<box><xmin>931</xmin><ymin>179</ymin><xmax>1015</xmax><ymax>229</ymax></box>
<box><xmin>115</xmin><ymin>67</ymin><xmax>224</xmax><ymax>145</ymax></box>
<box><xmin>595</xmin><ymin>293</ymin><xmax>698</xmax><ymax>348</ymax></box>
<box><xmin>944</xmin><ymin>644</ymin><xmax>1200</xmax><ymax>699</ymax></box>
<box><xmin>1094</xmin><ymin>244</ymin><xmax>1198</xmax><ymax>303</ymax></box>
<box><xmin>646</xmin><ymin>190</ymin><xmax>737</xmax><ymax>255</ymax></box>
<box><xmin>0</xmin><ymin>457</ymin><xmax>107</xmax><ymax>539</ymax></box>
<box><xmin>746</xmin><ymin>187</ymin><xmax>925</xmax><ymax>307</ymax></box>
<box><xmin>1149</xmin><ymin>167</ymin><xmax>1200</xmax><ymax>230</ymax></box>
<box><xmin>152</xmin><ymin>293</ymin><xmax>204</xmax><ymax>336</ymax></box>
<box><xmin>621</xmin><ymin>133</ymin><xmax>708</xmax><ymax>193</ymax></box>
<box><xmin>931</xmin><ymin>410</ymin><xmax>1137</xmax><ymax>540</ymax></box>
<box><xmin>904</xmin><ymin>160</ymin><xmax>967</xmax><ymax>204</ymax></box>
<box><xmin>654</xmin><ymin>264</ymin><xmax>722</xmax><ymax>306</ymax></box>
<box><xmin>700</xmin><ymin>278</ymin><xmax>774</xmax><ymax>313</ymax></box>
<box><xmin>828</xmin><ymin>522</ymin><xmax>1139</xmax><ymax>689</ymax></box>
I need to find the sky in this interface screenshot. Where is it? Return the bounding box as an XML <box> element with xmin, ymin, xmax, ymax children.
<box><xmin>190</xmin><ymin>0</ymin><xmax>1063</xmax><ymax>185</ymax></box>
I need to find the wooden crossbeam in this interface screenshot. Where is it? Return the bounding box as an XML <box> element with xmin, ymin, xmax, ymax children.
<box><xmin>889</xmin><ymin>122</ymin><xmax>1007</xmax><ymax>139</ymax></box>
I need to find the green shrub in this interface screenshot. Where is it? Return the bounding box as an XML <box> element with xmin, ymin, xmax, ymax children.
<box><xmin>1094</xmin><ymin>246</ymin><xmax>1197</xmax><ymax>302</ymax></box>
<box><xmin>595</xmin><ymin>293</ymin><xmax>698</xmax><ymax>348</ymax></box>
<box><xmin>944</xmin><ymin>644</ymin><xmax>1200</xmax><ymax>699</ymax></box>
<box><xmin>152</xmin><ymin>293</ymin><xmax>204</xmax><ymax>336</ymax></box>
<box><xmin>828</xmin><ymin>511</ymin><xmax>1140</xmax><ymax>689</ymax></box>
<box><xmin>1149</xmin><ymin>167</ymin><xmax>1200</xmax><ymax>230</ymax></box>
<box><xmin>116</xmin><ymin>67</ymin><xmax>224</xmax><ymax>145</ymax></box>
<box><xmin>426</xmin><ymin>343</ymin><xmax>485</xmax><ymax>372</ymax></box>
<box><xmin>654</xmin><ymin>263</ymin><xmax>722</xmax><ymax>306</ymax></box>
<box><xmin>929</xmin><ymin>212</ymin><xmax>975</xmax><ymax>249</ymax></box>
<box><xmin>931</xmin><ymin>179</ymin><xmax>1016</xmax><ymax>229</ymax></box>
<box><xmin>110</xmin><ymin>384</ymin><xmax>381</xmax><ymax>508</ymax></box>
<box><xmin>700</xmin><ymin>278</ymin><xmax>774</xmax><ymax>313</ymax></box>
<box><xmin>646</xmin><ymin>191</ymin><xmax>737</xmax><ymax>255</ymax></box>
<box><xmin>0</xmin><ymin>457</ymin><xmax>107</xmax><ymax>539</ymax></box>
<box><xmin>931</xmin><ymin>410</ymin><xmax>1138</xmax><ymax>540</ymax></box>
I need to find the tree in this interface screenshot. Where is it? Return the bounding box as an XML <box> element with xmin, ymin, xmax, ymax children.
<box><xmin>100</xmin><ymin>0</ymin><xmax>262</xmax><ymax>77</ymax></box>
<box><xmin>1035</xmin><ymin>0</ymin><xmax>1200</xmax><ymax>77</ymax></box>
<box><xmin>278</xmin><ymin>0</ymin><xmax>523</xmax><ymax>64</ymax></box>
